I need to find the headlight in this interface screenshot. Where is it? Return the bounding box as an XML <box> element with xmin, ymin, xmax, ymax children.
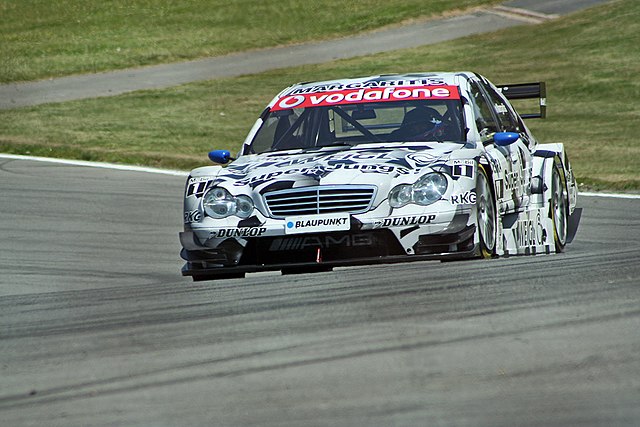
<box><xmin>413</xmin><ymin>173</ymin><xmax>448</xmax><ymax>205</ymax></box>
<box><xmin>389</xmin><ymin>184</ymin><xmax>413</xmax><ymax>208</ymax></box>
<box><xmin>202</xmin><ymin>187</ymin><xmax>254</xmax><ymax>219</ymax></box>
<box><xmin>389</xmin><ymin>173</ymin><xmax>448</xmax><ymax>208</ymax></box>
<box><xmin>235</xmin><ymin>195</ymin><xmax>254</xmax><ymax>219</ymax></box>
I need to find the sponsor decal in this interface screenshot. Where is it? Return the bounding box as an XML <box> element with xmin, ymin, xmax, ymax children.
<box><xmin>212</xmin><ymin>227</ymin><xmax>267</xmax><ymax>238</ymax></box>
<box><xmin>495</xmin><ymin>178</ymin><xmax>505</xmax><ymax>199</ymax></box>
<box><xmin>450</xmin><ymin>191</ymin><xmax>476</xmax><ymax>205</ymax></box>
<box><xmin>235</xmin><ymin>168</ymin><xmax>322</xmax><ymax>186</ymax></box>
<box><xmin>488</xmin><ymin>157</ymin><xmax>502</xmax><ymax>174</ymax></box>
<box><xmin>504</xmin><ymin>170</ymin><xmax>522</xmax><ymax>192</ymax></box>
<box><xmin>514</xmin><ymin>212</ymin><xmax>545</xmax><ymax>247</ymax></box>
<box><xmin>269</xmin><ymin>234</ymin><xmax>373</xmax><ymax>251</ymax></box>
<box><xmin>381</xmin><ymin>214</ymin><xmax>436</xmax><ymax>227</ymax></box>
<box><xmin>234</xmin><ymin>163</ymin><xmax>408</xmax><ymax>186</ymax></box>
<box><xmin>186</xmin><ymin>177</ymin><xmax>211</xmax><ymax>198</ymax></box>
<box><xmin>452</xmin><ymin>160</ymin><xmax>475</xmax><ymax>178</ymax></box>
<box><xmin>406</xmin><ymin>152</ymin><xmax>438</xmax><ymax>167</ymax></box>
<box><xmin>268</xmin><ymin>152</ymin><xmax>393</xmax><ymax>169</ymax></box>
<box><xmin>184</xmin><ymin>210</ymin><xmax>202</xmax><ymax>223</ymax></box>
<box><xmin>333</xmin><ymin>152</ymin><xmax>393</xmax><ymax>161</ymax></box>
<box><xmin>285</xmin><ymin>78</ymin><xmax>447</xmax><ymax>95</ymax></box>
<box><xmin>272</xmin><ymin>85</ymin><xmax>460</xmax><ymax>111</ymax></box>
<box><xmin>285</xmin><ymin>213</ymin><xmax>350</xmax><ymax>234</ymax></box>
<box><xmin>226</xmin><ymin>162</ymin><xmax>262</xmax><ymax>175</ymax></box>
<box><xmin>328</xmin><ymin>163</ymin><xmax>397</xmax><ymax>173</ymax></box>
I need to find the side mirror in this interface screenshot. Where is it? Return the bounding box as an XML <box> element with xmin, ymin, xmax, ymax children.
<box><xmin>208</xmin><ymin>150</ymin><xmax>232</xmax><ymax>164</ymax></box>
<box><xmin>493</xmin><ymin>132</ymin><xmax>520</xmax><ymax>146</ymax></box>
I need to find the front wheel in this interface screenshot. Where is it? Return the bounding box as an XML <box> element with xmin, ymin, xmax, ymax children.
<box><xmin>476</xmin><ymin>166</ymin><xmax>497</xmax><ymax>258</ymax></box>
<box><xmin>550</xmin><ymin>159</ymin><xmax>568</xmax><ymax>252</ymax></box>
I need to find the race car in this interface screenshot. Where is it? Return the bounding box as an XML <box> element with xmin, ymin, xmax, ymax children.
<box><xmin>180</xmin><ymin>72</ymin><xmax>581</xmax><ymax>280</ymax></box>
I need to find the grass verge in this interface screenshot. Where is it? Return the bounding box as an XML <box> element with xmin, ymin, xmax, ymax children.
<box><xmin>0</xmin><ymin>0</ymin><xmax>500</xmax><ymax>83</ymax></box>
<box><xmin>0</xmin><ymin>0</ymin><xmax>638</xmax><ymax>190</ymax></box>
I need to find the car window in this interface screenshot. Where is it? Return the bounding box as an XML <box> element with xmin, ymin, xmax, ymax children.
<box><xmin>249</xmin><ymin>99</ymin><xmax>465</xmax><ymax>153</ymax></box>
<box><xmin>469</xmin><ymin>82</ymin><xmax>499</xmax><ymax>139</ymax></box>
<box><xmin>484</xmin><ymin>85</ymin><xmax>520</xmax><ymax>132</ymax></box>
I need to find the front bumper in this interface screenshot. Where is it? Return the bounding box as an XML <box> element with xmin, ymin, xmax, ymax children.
<box><xmin>180</xmin><ymin>222</ymin><xmax>478</xmax><ymax>280</ymax></box>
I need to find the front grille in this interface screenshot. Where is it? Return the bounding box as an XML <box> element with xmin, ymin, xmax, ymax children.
<box><xmin>263</xmin><ymin>185</ymin><xmax>376</xmax><ymax>218</ymax></box>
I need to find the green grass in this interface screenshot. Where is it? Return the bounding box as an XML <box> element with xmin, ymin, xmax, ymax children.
<box><xmin>0</xmin><ymin>0</ymin><xmax>638</xmax><ymax>190</ymax></box>
<box><xmin>0</xmin><ymin>0</ymin><xmax>500</xmax><ymax>83</ymax></box>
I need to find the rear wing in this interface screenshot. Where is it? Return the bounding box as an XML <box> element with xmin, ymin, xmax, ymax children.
<box><xmin>497</xmin><ymin>82</ymin><xmax>546</xmax><ymax>119</ymax></box>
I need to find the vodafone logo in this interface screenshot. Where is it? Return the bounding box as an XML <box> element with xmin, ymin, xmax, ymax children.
<box><xmin>272</xmin><ymin>85</ymin><xmax>459</xmax><ymax>111</ymax></box>
<box><xmin>277</xmin><ymin>95</ymin><xmax>305</xmax><ymax>109</ymax></box>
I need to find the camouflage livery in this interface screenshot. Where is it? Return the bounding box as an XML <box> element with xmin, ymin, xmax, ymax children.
<box><xmin>180</xmin><ymin>72</ymin><xmax>580</xmax><ymax>280</ymax></box>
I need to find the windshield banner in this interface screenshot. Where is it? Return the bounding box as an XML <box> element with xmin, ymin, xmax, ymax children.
<box><xmin>271</xmin><ymin>85</ymin><xmax>460</xmax><ymax>111</ymax></box>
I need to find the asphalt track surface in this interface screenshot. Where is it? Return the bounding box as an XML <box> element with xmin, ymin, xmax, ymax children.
<box><xmin>2</xmin><ymin>0</ymin><xmax>636</xmax><ymax>425</ymax></box>
<box><xmin>1</xmin><ymin>158</ymin><xmax>639</xmax><ymax>427</ymax></box>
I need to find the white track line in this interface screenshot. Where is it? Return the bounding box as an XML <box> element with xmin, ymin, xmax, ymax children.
<box><xmin>1</xmin><ymin>153</ymin><xmax>638</xmax><ymax>199</ymax></box>
<box><xmin>580</xmin><ymin>191</ymin><xmax>640</xmax><ymax>200</ymax></box>
<box><xmin>0</xmin><ymin>153</ymin><xmax>188</xmax><ymax>176</ymax></box>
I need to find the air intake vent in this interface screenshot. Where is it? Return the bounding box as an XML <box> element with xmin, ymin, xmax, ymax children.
<box><xmin>264</xmin><ymin>185</ymin><xmax>376</xmax><ymax>218</ymax></box>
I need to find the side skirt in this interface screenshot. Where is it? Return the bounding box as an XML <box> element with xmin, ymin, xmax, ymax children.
<box><xmin>499</xmin><ymin>207</ymin><xmax>556</xmax><ymax>256</ymax></box>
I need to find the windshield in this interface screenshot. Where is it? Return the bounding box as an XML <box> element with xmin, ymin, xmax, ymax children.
<box><xmin>247</xmin><ymin>98</ymin><xmax>465</xmax><ymax>154</ymax></box>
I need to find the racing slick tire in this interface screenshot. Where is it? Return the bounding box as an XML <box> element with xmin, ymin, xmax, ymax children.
<box><xmin>550</xmin><ymin>157</ymin><xmax>569</xmax><ymax>252</ymax></box>
<box><xmin>476</xmin><ymin>165</ymin><xmax>497</xmax><ymax>258</ymax></box>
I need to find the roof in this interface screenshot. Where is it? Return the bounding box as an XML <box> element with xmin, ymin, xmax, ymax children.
<box><xmin>278</xmin><ymin>72</ymin><xmax>476</xmax><ymax>98</ymax></box>
<box><xmin>267</xmin><ymin>72</ymin><xmax>477</xmax><ymax>111</ymax></box>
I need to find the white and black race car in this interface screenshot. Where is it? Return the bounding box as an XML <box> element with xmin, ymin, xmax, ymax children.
<box><xmin>180</xmin><ymin>72</ymin><xmax>581</xmax><ymax>280</ymax></box>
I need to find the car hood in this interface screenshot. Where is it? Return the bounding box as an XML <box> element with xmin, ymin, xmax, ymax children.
<box><xmin>194</xmin><ymin>142</ymin><xmax>476</xmax><ymax>195</ymax></box>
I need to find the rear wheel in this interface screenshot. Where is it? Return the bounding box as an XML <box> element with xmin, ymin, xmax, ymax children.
<box><xmin>550</xmin><ymin>159</ymin><xmax>568</xmax><ymax>252</ymax></box>
<box><xmin>476</xmin><ymin>166</ymin><xmax>497</xmax><ymax>258</ymax></box>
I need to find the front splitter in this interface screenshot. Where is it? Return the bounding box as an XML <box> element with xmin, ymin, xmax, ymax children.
<box><xmin>182</xmin><ymin>247</ymin><xmax>479</xmax><ymax>280</ymax></box>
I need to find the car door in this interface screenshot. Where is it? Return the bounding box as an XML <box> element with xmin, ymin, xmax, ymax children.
<box><xmin>469</xmin><ymin>79</ymin><xmax>531</xmax><ymax>214</ymax></box>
